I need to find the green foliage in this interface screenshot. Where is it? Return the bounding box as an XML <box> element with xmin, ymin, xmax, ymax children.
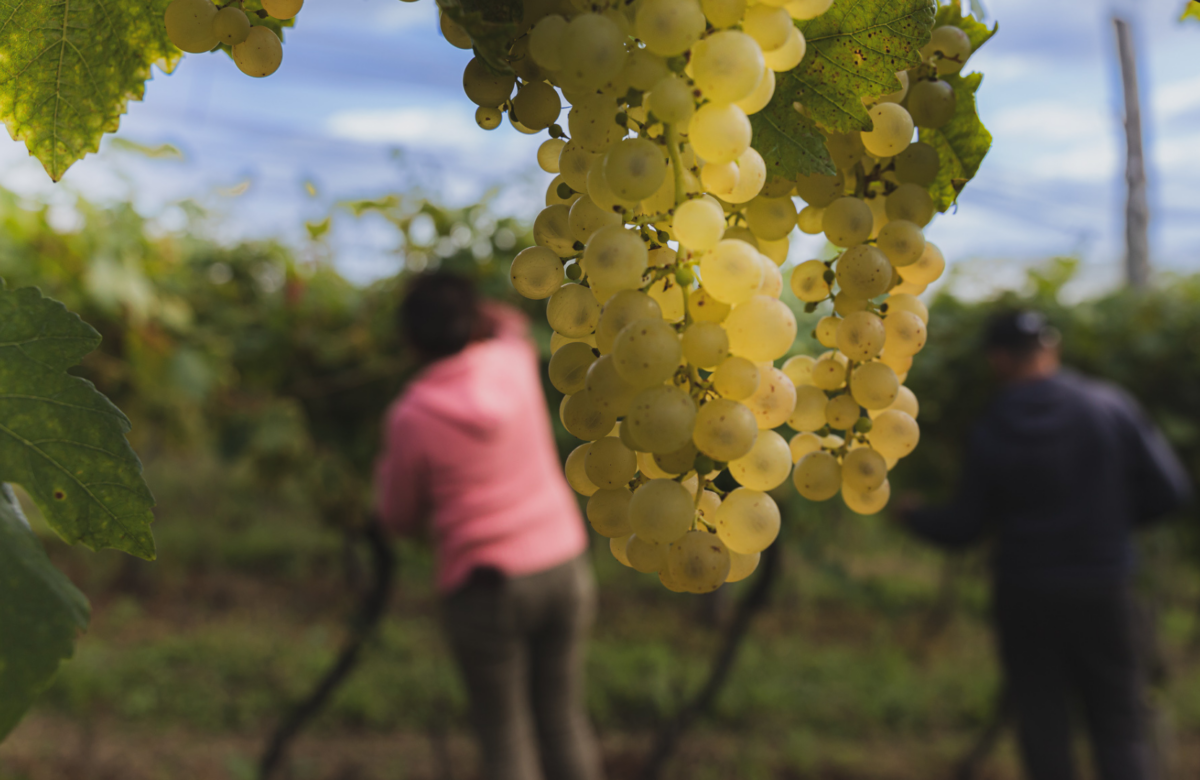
<box><xmin>0</xmin><ymin>485</ymin><xmax>90</xmax><ymax>742</ymax></box>
<box><xmin>1182</xmin><ymin>1</ymin><xmax>1200</xmax><ymax>22</ymax></box>
<box><xmin>934</xmin><ymin>0</ymin><xmax>997</xmax><ymax>51</ymax></box>
<box><xmin>920</xmin><ymin>72</ymin><xmax>991</xmax><ymax>212</ymax></box>
<box><xmin>0</xmin><ymin>283</ymin><xmax>155</xmax><ymax>559</ymax></box>
<box><xmin>436</xmin><ymin>0</ymin><xmax>522</xmax><ymax>74</ymax></box>
<box><xmin>0</xmin><ymin>0</ymin><xmax>179</xmax><ymax>182</ymax></box>
<box><xmin>787</xmin><ymin>0</ymin><xmax>936</xmax><ymax>134</ymax></box>
<box><xmin>749</xmin><ymin>101</ymin><xmax>836</xmax><ymax>180</ymax></box>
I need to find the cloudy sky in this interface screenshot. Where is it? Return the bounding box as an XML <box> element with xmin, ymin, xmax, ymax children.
<box><xmin>1</xmin><ymin>0</ymin><xmax>1196</xmax><ymax>291</ymax></box>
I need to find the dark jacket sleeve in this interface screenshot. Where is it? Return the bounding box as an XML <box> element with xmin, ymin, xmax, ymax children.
<box><xmin>1118</xmin><ymin>395</ymin><xmax>1192</xmax><ymax>524</ymax></box>
<box><xmin>906</xmin><ymin>427</ymin><xmax>993</xmax><ymax>549</ymax></box>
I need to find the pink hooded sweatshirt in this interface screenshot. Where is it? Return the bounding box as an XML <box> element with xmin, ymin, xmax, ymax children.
<box><xmin>373</xmin><ymin>303</ymin><xmax>588</xmax><ymax>593</ymax></box>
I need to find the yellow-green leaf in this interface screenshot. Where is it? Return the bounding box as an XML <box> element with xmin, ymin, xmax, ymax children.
<box><xmin>749</xmin><ymin>102</ymin><xmax>836</xmax><ymax>180</ymax></box>
<box><xmin>935</xmin><ymin>0</ymin><xmax>997</xmax><ymax>53</ymax></box>
<box><xmin>920</xmin><ymin>71</ymin><xmax>990</xmax><ymax>212</ymax></box>
<box><xmin>1183</xmin><ymin>1</ymin><xmax>1200</xmax><ymax>22</ymax></box>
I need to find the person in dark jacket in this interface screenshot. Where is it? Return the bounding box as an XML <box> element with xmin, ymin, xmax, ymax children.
<box><xmin>897</xmin><ymin>309</ymin><xmax>1191</xmax><ymax>780</ymax></box>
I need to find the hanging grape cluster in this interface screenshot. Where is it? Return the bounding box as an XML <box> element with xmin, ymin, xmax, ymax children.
<box><xmin>446</xmin><ymin>0</ymin><xmax>973</xmax><ymax>593</ymax></box>
<box><xmin>164</xmin><ymin>0</ymin><xmax>301</xmax><ymax>77</ymax></box>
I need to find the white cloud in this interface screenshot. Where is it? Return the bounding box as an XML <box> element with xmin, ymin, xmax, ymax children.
<box><xmin>328</xmin><ymin>105</ymin><xmax>485</xmax><ymax>148</ymax></box>
<box><xmin>989</xmin><ymin>101</ymin><xmax>1111</xmax><ymax>143</ymax></box>
<box><xmin>1151</xmin><ymin>73</ymin><xmax>1200</xmax><ymax>122</ymax></box>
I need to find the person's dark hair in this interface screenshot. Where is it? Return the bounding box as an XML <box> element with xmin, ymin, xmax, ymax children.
<box><xmin>983</xmin><ymin>309</ymin><xmax>1061</xmax><ymax>356</ymax></box>
<box><xmin>399</xmin><ymin>271</ymin><xmax>492</xmax><ymax>359</ymax></box>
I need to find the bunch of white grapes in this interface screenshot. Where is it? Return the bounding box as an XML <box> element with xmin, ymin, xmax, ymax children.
<box><xmin>439</xmin><ymin>0</ymin><xmax>974</xmax><ymax>592</ymax></box>
<box><xmin>164</xmin><ymin>0</ymin><xmax>302</xmax><ymax>77</ymax></box>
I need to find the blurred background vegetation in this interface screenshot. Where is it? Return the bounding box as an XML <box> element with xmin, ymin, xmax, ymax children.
<box><xmin>1</xmin><ymin>184</ymin><xmax>1199</xmax><ymax>780</ymax></box>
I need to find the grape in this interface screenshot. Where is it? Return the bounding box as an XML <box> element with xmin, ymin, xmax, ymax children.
<box><xmin>898</xmin><ymin>242</ymin><xmax>946</xmax><ymax>285</ymax></box>
<box><xmin>659</xmin><ymin>566</ymin><xmax>689</xmax><ymax>592</ymax></box>
<box><xmin>509</xmin><ymin>35</ymin><xmax>544</xmax><ymax>83</ymax></box>
<box><xmin>547</xmin><ymin>283</ymin><xmax>601</xmax><ymax>337</ymax></box>
<box><xmin>165</xmin><ymin>0</ymin><xmax>218</xmax><ymax>52</ymax></box>
<box><xmin>627</xmin><ymin>385</ymin><xmax>697</xmax><ymax>454</ymax></box>
<box><xmin>842</xmin><ymin>447</ymin><xmax>886</xmax><ymax>492</ymax></box>
<box><xmin>588</xmin><ymin>488</ymin><xmax>633</xmax><ymax>537</ymax></box>
<box><xmin>824</xmin><ymin>131</ymin><xmax>865</xmax><ymax>171</ymax></box>
<box><xmin>625</xmin><ymin>49</ymin><xmax>671</xmax><ymax>91</ymax></box>
<box><xmin>213</xmin><ymin>6</ymin><xmax>250</xmax><ymax>45</ymax></box>
<box><xmin>871</xmin><ymin>384</ymin><xmax>919</xmax><ymax>420</ymax></box>
<box><xmin>689</xmin><ymin>103</ymin><xmax>752</xmax><ymax>164</ymax></box>
<box><xmin>869</xmin><ymin>410</ymin><xmax>920</xmax><ymax>459</ymax></box>
<box><xmin>262</xmin><ymin>0</ymin><xmax>302</xmax><ymax>19</ymax></box>
<box><xmin>646</xmin><ymin>74</ymin><xmax>696</xmax><ymax>126</ymax></box>
<box><xmin>610</xmin><ymin>534</ymin><xmax>633</xmax><ymax>567</ymax></box>
<box><xmin>843</xmin><ymin>479</ymin><xmax>891</xmax><ymax>515</ymax></box>
<box><xmin>759</xmin><ymin>235</ymin><xmax>789</xmax><ymax>266</ymax></box>
<box><xmin>789</xmin><ymin>432</ymin><xmax>822</xmax><ymax>462</ymax></box>
<box><xmin>441</xmin><ymin>14</ymin><xmax>472</xmax><ymax>51</ymax></box>
<box><xmin>585</xmin><ymin>435</ymin><xmax>638</xmax><ymax>489</ymax></box>
<box><xmin>636</xmin><ymin>0</ymin><xmax>706</xmax><ymax>56</ymax></box>
<box><xmin>743</xmin><ymin>5</ymin><xmax>791</xmax><ymax>50</ymax></box>
<box><xmin>822</xmin><ymin>197</ymin><xmax>872</xmax><ymax>247</ymax></box>
<box><xmin>559</xmin><ymin>13</ymin><xmax>626</xmax><ymax>91</ymax></box>
<box><xmin>884</xmin><ymin>311</ymin><xmax>927</xmax><ymax>357</ymax></box>
<box><xmin>513</xmin><ymin>81</ymin><xmax>562</xmax><ymax>130</ymax></box>
<box><xmin>587</xmin><ymin>155</ymin><xmax>639</xmax><ymax>213</ymax></box>
<box><xmin>701</xmin><ymin>161</ymin><xmax>740</xmax><ymax>198</ymax></box>
<box><xmin>595</xmin><ymin>290</ymin><xmax>662</xmax><ymax>353</ymax></box>
<box><xmin>861</xmin><ymin>103</ymin><xmax>914</xmax><ymax>158</ymax></box>
<box><xmin>691</xmin><ymin>31</ymin><xmax>765</xmax><ymax>104</ymax></box>
<box><xmin>476</xmin><ymin>107</ymin><xmax>503</xmax><ymax>130</ymax></box>
<box><xmin>682</xmin><ymin>321</ymin><xmax>730</xmax><ymax>368</ymax></box>
<box><xmin>559</xmin><ymin>141</ymin><xmax>598</xmax><ymax>191</ymax></box>
<box><xmin>700</xmin><ymin>239</ymin><xmax>764</xmax><ymax>304</ymax></box>
<box><xmin>824</xmin><ymin>393</ymin><xmax>860</xmax><ymax>430</ymax></box>
<box><xmin>562</xmin><ymin>391</ymin><xmax>618</xmax><ymax>441</ymax></box>
<box><xmin>638</xmin><ymin>450</ymin><xmax>675</xmax><ymax>479</ymax></box>
<box><xmin>744</xmin><ymin>366</ymin><xmax>796</xmax><ymax>429</ymax></box>
<box><xmin>582</xmin><ymin>225</ymin><xmax>648</xmax><ymax>290</ymax></box>
<box><xmin>871</xmin><ymin>70</ymin><xmax>909</xmax><ymax>105</ymax></box>
<box><xmin>549</xmin><ymin>341</ymin><xmax>598</xmax><ymax>394</ymax></box>
<box><xmin>797</xmin><ymin>206</ymin><xmax>825</xmax><ymax>235</ymax></box>
<box><xmin>894</xmin><ymin>142</ymin><xmax>940</xmax><ymax>186</ymax></box>
<box><xmin>714</xmin><ymin>488</ymin><xmax>780</xmax><ymax>553</ymax></box>
<box><xmin>725</xmin><ymin>147</ymin><xmax>768</xmax><ymax>204</ymax></box>
<box><xmin>785</xmin><ymin>0</ymin><xmax>833</xmax><ymax>20</ymax></box>
<box><xmin>647</xmin><ymin>277</ymin><xmax>686</xmax><ymax>323</ymax></box>
<box><xmin>668</xmin><ymin>530</ymin><xmax>732</xmax><ymax>592</ymax></box>
<box><xmin>790</xmin><ymin>259</ymin><xmax>830</xmax><ymax>303</ymax></box>
<box><xmin>550</xmin><ymin>331</ymin><xmax>597</xmax><ymax>354</ymax></box>
<box><xmin>712</xmin><ymin>355</ymin><xmax>760</xmax><ymax>400</ymax></box>
<box><xmin>849</xmin><ymin>361</ymin><xmax>899</xmax><ymax>410</ymax></box>
<box><xmin>724</xmin><ymin>295</ymin><xmax>797</xmax><ymax>363</ymax></box>
<box><xmin>232</xmin><ymin>27</ymin><xmax>283</xmax><ymax>77</ymax></box>
<box><xmin>726</xmin><ymin>550</ymin><xmax>761</xmax><ymax>582</ymax></box>
<box><xmin>673</xmin><ymin>197</ymin><xmax>727</xmax><ymax>250</ymax></box>
<box><xmin>729</xmin><ymin>430</ymin><xmax>792</xmax><ymax>490</ymax></box>
<box><xmin>569</xmin><ymin>195</ymin><xmax>622</xmax><ymax>244</ymax></box>
<box><xmin>811</xmin><ymin>356</ymin><xmax>847</xmax><ymax>390</ymax></box>
<box><xmin>876</xmin><ymin>220</ymin><xmax>926</xmax><ymax>267</ymax></box>
<box><xmin>745</xmin><ymin>196</ymin><xmax>797</xmax><ymax>241</ymax></box>
<box><xmin>654</xmin><ymin>441</ymin><xmax>699</xmax><ymax>474</ymax></box>
<box><xmin>701</xmin><ymin>0</ymin><xmax>748</xmax><ymax>28</ymax></box>
<box><xmin>763</xmin><ymin>27</ymin><xmax>806</xmax><ymax>72</ymax></box>
<box><xmin>605</xmin><ymin>138</ymin><xmax>667</xmax><ymax>201</ymax></box>
<box><xmin>788</xmin><ymin>385</ymin><xmax>828</xmax><ymax>431</ymax></box>
<box><xmin>630</xmin><ymin>479</ymin><xmax>695</xmax><ymax>543</ymax></box>
<box><xmin>836</xmin><ymin>244</ymin><xmax>891</xmax><ymax>299</ymax></box>
<box><xmin>585</xmin><ymin>354</ymin><xmax>640</xmax><ymax>416</ymax></box>
<box><xmin>835</xmin><ymin>310</ymin><xmax>886</xmax><ymax>361</ymax></box>
<box><xmin>907</xmin><ymin>79</ymin><xmax>956</xmax><ymax>129</ymax></box>
<box><xmin>884</xmin><ymin>293</ymin><xmax>928</xmax><ymax>324</ymax></box>
<box><xmin>782</xmin><ymin>355</ymin><xmax>815</xmax><ymax>386</ymax></box>
<box><xmin>833</xmin><ymin>292</ymin><xmax>868</xmax><ymax>317</ymax></box>
<box><xmin>735</xmin><ymin>66</ymin><xmax>776</xmax><ymax>115</ymax></box>
<box><xmin>921</xmin><ymin>25</ymin><xmax>972</xmax><ymax>76</ymax></box>
<box><xmin>795</xmin><ymin>170</ymin><xmax>844</xmax><ymax>207</ymax></box>
<box><xmin>627</xmin><ymin>534</ymin><xmax>668</xmax><ymax>572</ymax></box>
<box><xmin>696</xmin><ymin>490</ymin><xmax>722</xmax><ymax>524</ymax></box>
<box><xmin>565</xmin><ymin>443</ymin><xmax>599</xmax><ymax>496</ymax></box>
<box><xmin>693</xmin><ymin>398</ymin><xmax>758</xmax><ymax>461</ymax></box>
<box><xmin>569</xmin><ymin>94</ymin><xmax>625</xmax><ymax>154</ymax></box>
<box><xmin>756</xmin><ymin>255</ymin><xmax>783</xmax><ymax>298</ymax></box>
<box><xmin>613</xmin><ymin>318</ymin><xmax>683</xmax><ymax>387</ymax></box>
<box><xmin>463</xmin><ymin>57</ymin><xmax>516</xmax><ymax>107</ymax></box>
<box><xmin>688</xmin><ymin>287</ymin><xmax>731</xmax><ymax>323</ymax></box>
<box><xmin>534</xmin><ymin>204</ymin><xmax>576</xmax><ymax>257</ymax></box>
<box><xmin>793</xmin><ymin>451</ymin><xmax>841</xmax><ymax>501</ymax></box>
<box><xmin>510</xmin><ymin>246</ymin><xmax>564</xmax><ymax>299</ymax></box>
<box><xmin>814</xmin><ymin>315</ymin><xmax>840</xmax><ymax>349</ymax></box>
<box><xmin>877</xmin><ymin>348</ymin><xmax>913</xmax><ymax>377</ymax></box>
<box><xmin>886</xmin><ymin>183</ymin><xmax>935</xmax><ymax>227</ymax></box>
<box><xmin>530</xmin><ymin>15</ymin><xmax>568</xmax><ymax>69</ymax></box>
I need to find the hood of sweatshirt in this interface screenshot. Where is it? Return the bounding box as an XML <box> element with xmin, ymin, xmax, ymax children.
<box><xmin>988</xmin><ymin>370</ymin><xmax>1083</xmax><ymax>439</ymax></box>
<box><xmin>404</xmin><ymin>340</ymin><xmax>523</xmax><ymax>439</ymax></box>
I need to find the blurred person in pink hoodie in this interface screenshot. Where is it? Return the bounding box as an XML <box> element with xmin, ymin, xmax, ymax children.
<box><xmin>374</xmin><ymin>271</ymin><xmax>603</xmax><ymax>780</ymax></box>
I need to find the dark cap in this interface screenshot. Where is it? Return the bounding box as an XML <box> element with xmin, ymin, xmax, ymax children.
<box><xmin>983</xmin><ymin>309</ymin><xmax>1059</xmax><ymax>353</ymax></box>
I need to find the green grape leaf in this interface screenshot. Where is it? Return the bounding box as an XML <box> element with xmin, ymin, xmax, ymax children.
<box><xmin>1182</xmin><ymin>1</ymin><xmax>1200</xmax><ymax>22</ymax></box>
<box><xmin>919</xmin><ymin>71</ymin><xmax>990</xmax><ymax>212</ymax></box>
<box><xmin>437</xmin><ymin>0</ymin><xmax>522</xmax><ymax>74</ymax></box>
<box><xmin>0</xmin><ymin>484</ymin><xmax>91</xmax><ymax>742</ymax></box>
<box><xmin>0</xmin><ymin>0</ymin><xmax>181</xmax><ymax>182</ymax></box>
<box><xmin>0</xmin><ymin>283</ymin><xmax>156</xmax><ymax>559</ymax></box>
<box><xmin>750</xmin><ymin>102</ymin><xmax>836</xmax><ymax>179</ymax></box>
<box><xmin>934</xmin><ymin>0</ymin><xmax>998</xmax><ymax>53</ymax></box>
<box><xmin>782</xmin><ymin>0</ymin><xmax>936</xmax><ymax>134</ymax></box>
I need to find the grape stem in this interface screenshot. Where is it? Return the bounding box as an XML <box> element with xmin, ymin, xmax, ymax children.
<box><xmin>665</xmin><ymin>124</ymin><xmax>687</xmax><ymax>209</ymax></box>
